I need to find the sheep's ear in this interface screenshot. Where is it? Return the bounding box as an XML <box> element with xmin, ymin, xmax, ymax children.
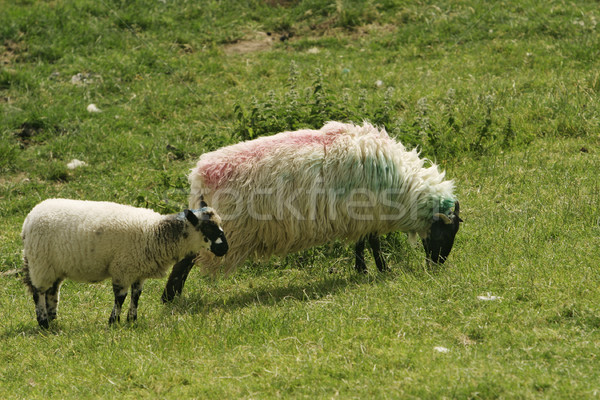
<box><xmin>184</xmin><ymin>209</ymin><xmax>199</xmax><ymax>226</ymax></box>
<box><xmin>199</xmin><ymin>195</ymin><xmax>208</xmax><ymax>209</ymax></box>
<box><xmin>453</xmin><ymin>201</ymin><xmax>464</xmax><ymax>223</ymax></box>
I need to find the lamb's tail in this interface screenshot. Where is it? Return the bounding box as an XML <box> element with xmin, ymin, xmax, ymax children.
<box><xmin>22</xmin><ymin>256</ymin><xmax>34</xmax><ymax>294</ymax></box>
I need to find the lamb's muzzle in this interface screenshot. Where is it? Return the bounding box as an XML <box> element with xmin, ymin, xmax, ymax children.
<box><xmin>204</xmin><ymin>224</ymin><xmax>228</xmax><ymax>257</ymax></box>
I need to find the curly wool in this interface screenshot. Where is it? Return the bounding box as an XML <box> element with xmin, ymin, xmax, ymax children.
<box><xmin>189</xmin><ymin>121</ymin><xmax>455</xmax><ymax>275</ymax></box>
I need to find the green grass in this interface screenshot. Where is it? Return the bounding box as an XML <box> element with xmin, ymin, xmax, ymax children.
<box><xmin>1</xmin><ymin>0</ymin><xmax>600</xmax><ymax>398</ymax></box>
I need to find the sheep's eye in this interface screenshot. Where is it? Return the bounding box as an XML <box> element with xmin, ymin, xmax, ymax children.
<box><xmin>204</xmin><ymin>237</ymin><xmax>209</xmax><ymax>243</ymax></box>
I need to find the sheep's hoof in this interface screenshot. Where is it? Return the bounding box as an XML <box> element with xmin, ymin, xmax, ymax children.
<box><xmin>37</xmin><ymin>318</ymin><xmax>50</xmax><ymax>329</ymax></box>
<box><xmin>354</xmin><ymin>262</ymin><xmax>368</xmax><ymax>274</ymax></box>
<box><xmin>108</xmin><ymin>315</ymin><xmax>120</xmax><ymax>325</ymax></box>
<box><xmin>377</xmin><ymin>263</ymin><xmax>390</xmax><ymax>273</ymax></box>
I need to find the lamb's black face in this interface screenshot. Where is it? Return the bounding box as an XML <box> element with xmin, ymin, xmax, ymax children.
<box><xmin>184</xmin><ymin>207</ymin><xmax>229</xmax><ymax>257</ymax></box>
<box><xmin>199</xmin><ymin>219</ymin><xmax>228</xmax><ymax>257</ymax></box>
<box><xmin>421</xmin><ymin>201</ymin><xmax>462</xmax><ymax>264</ymax></box>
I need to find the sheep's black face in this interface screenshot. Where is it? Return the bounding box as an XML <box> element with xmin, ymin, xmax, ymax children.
<box><xmin>421</xmin><ymin>201</ymin><xmax>462</xmax><ymax>264</ymax></box>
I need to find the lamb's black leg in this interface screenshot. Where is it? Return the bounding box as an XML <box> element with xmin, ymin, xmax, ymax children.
<box><xmin>32</xmin><ymin>287</ymin><xmax>49</xmax><ymax>329</ymax></box>
<box><xmin>109</xmin><ymin>283</ymin><xmax>128</xmax><ymax>325</ymax></box>
<box><xmin>45</xmin><ymin>278</ymin><xmax>64</xmax><ymax>322</ymax></box>
<box><xmin>127</xmin><ymin>281</ymin><xmax>143</xmax><ymax>322</ymax></box>
<box><xmin>354</xmin><ymin>237</ymin><xmax>368</xmax><ymax>274</ymax></box>
<box><xmin>368</xmin><ymin>234</ymin><xmax>388</xmax><ymax>272</ymax></box>
<box><xmin>161</xmin><ymin>255</ymin><xmax>195</xmax><ymax>303</ymax></box>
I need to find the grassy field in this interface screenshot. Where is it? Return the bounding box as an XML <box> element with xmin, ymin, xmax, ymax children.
<box><xmin>1</xmin><ymin>0</ymin><xmax>600</xmax><ymax>398</ymax></box>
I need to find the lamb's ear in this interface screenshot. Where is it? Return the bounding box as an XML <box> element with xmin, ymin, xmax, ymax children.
<box><xmin>184</xmin><ymin>209</ymin><xmax>199</xmax><ymax>226</ymax></box>
<box><xmin>199</xmin><ymin>195</ymin><xmax>208</xmax><ymax>209</ymax></box>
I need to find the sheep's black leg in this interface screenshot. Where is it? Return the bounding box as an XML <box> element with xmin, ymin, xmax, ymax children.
<box><xmin>354</xmin><ymin>238</ymin><xmax>368</xmax><ymax>274</ymax></box>
<box><xmin>45</xmin><ymin>278</ymin><xmax>64</xmax><ymax>322</ymax></box>
<box><xmin>127</xmin><ymin>281</ymin><xmax>144</xmax><ymax>322</ymax></box>
<box><xmin>161</xmin><ymin>255</ymin><xmax>195</xmax><ymax>303</ymax></box>
<box><xmin>109</xmin><ymin>283</ymin><xmax>128</xmax><ymax>325</ymax></box>
<box><xmin>32</xmin><ymin>287</ymin><xmax>49</xmax><ymax>329</ymax></box>
<box><xmin>368</xmin><ymin>234</ymin><xmax>388</xmax><ymax>272</ymax></box>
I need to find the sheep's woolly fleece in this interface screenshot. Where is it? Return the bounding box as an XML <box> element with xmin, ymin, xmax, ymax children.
<box><xmin>190</xmin><ymin>121</ymin><xmax>455</xmax><ymax>275</ymax></box>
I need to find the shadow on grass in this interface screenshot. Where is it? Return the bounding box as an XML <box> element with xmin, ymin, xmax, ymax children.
<box><xmin>165</xmin><ymin>267</ymin><xmax>403</xmax><ymax>316</ymax></box>
<box><xmin>163</xmin><ymin>233</ymin><xmax>437</xmax><ymax>315</ymax></box>
<box><xmin>1</xmin><ymin>314</ymin><xmax>152</xmax><ymax>338</ymax></box>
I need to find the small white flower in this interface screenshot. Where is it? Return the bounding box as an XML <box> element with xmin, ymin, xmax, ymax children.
<box><xmin>478</xmin><ymin>293</ymin><xmax>501</xmax><ymax>301</ymax></box>
<box><xmin>434</xmin><ymin>346</ymin><xmax>450</xmax><ymax>353</ymax></box>
<box><xmin>87</xmin><ymin>104</ymin><xmax>102</xmax><ymax>113</ymax></box>
<box><xmin>375</xmin><ymin>80</ymin><xmax>384</xmax><ymax>87</ymax></box>
<box><xmin>67</xmin><ymin>159</ymin><xmax>88</xmax><ymax>170</ymax></box>
<box><xmin>307</xmin><ymin>47</ymin><xmax>320</xmax><ymax>54</ymax></box>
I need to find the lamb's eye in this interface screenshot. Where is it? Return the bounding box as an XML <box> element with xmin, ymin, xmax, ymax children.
<box><xmin>204</xmin><ymin>237</ymin><xmax>209</xmax><ymax>243</ymax></box>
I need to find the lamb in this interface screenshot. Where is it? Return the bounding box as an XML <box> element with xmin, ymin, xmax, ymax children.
<box><xmin>21</xmin><ymin>198</ymin><xmax>228</xmax><ymax>328</ymax></box>
<box><xmin>162</xmin><ymin>121</ymin><xmax>461</xmax><ymax>302</ymax></box>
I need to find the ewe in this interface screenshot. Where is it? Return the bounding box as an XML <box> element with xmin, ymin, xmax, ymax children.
<box><xmin>162</xmin><ymin>121</ymin><xmax>461</xmax><ymax>302</ymax></box>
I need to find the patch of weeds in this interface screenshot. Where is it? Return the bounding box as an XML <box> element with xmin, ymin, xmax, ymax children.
<box><xmin>470</xmin><ymin>95</ymin><xmax>495</xmax><ymax>155</ymax></box>
<box><xmin>232</xmin><ymin>62</ymin><xmax>400</xmax><ymax>141</ymax></box>
<box><xmin>233</xmin><ymin>63</ymin><xmax>523</xmax><ymax>161</ymax></box>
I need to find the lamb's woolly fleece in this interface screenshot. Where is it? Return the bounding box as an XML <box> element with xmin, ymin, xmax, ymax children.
<box><xmin>190</xmin><ymin>121</ymin><xmax>455</xmax><ymax>275</ymax></box>
<box><xmin>22</xmin><ymin>199</ymin><xmax>213</xmax><ymax>290</ymax></box>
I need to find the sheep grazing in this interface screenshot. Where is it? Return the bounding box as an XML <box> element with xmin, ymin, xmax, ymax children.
<box><xmin>21</xmin><ymin>198</ymin><xmax>228</xmax><ymax>328</ymax></box>
<box><xmin>162</xmin><ymin>121</ymin><xmax>461</xmax><ymax>302</ymax></box>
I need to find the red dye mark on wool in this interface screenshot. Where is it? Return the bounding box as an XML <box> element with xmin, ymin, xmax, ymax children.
<box><xmin>193</xmin><ymin>128</ymin><xmax>341</xmax><ymax>188</ymax></box>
